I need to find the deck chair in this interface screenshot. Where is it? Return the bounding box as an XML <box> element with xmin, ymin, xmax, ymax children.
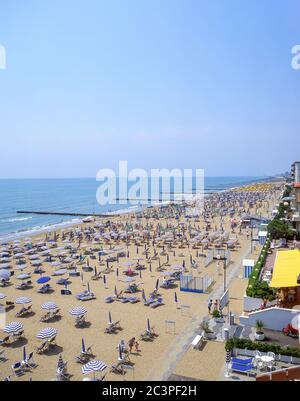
<box><xmin>5</xmin><ymin>301</ymin><xmax>15</xmax><ymax>311</ymax></box>
<box><xmin>40</xmin><ymin>312</ymin><xmax>52</xmax><ymax>322</ymax></box>
<box><xmin>36</xmin><ymin>341</ymin><xmax>50</xmax><ymax>354</ymax></box>
<box><xmin>0</xmin><ymin>349</ymin><xmax>7</xmax><ymax>361</ymax></box>
<box><xmin>150</xmin><ymin>297</ymin><xmax>163</xmax><ymax>308</ymax></box>
<box><xmin>12</xmin><ymin>330</ymin><xmax>24</xmax><ymax>341</ymax></box>
<box><xmin>11</xmin><ymin>362</ymin><xmax>24</xmax><ymax>377</ymax></box>
<box><xmin>0</xmin><ymin>336</ymin><xmax>10</xmax><ymax>346</ymax></box>
<box><xmin>105</xmin><ymin>320</ymin><xmax>121</xmax><ymax>334</ymax></box>
<box><xmin>75</xmin><ymin>315</ymin><xmax>86</xmax><ymax>327</ymax></box>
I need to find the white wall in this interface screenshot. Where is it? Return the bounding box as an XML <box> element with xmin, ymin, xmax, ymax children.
<box><xmin>240</xmin><ymin>307</ymin><xmax>300</xmax><ymax>331</ymax></box>
<box><xmin>243</xmin><ymin>295</ymin><xmax>277</xmax><ymax>312</ymax></box>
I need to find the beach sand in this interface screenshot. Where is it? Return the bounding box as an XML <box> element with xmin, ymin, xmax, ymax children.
<box><xmin>0</xmin><ymin>184</ymin><xmax>281</xmax><ymax>381</ymax></box>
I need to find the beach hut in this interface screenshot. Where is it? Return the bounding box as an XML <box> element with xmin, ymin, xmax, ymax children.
<box><xmin>258</xmin><ymin>231</ymin><xmax>268</xmax><ymax>246</ymax></box>
<box><xmin>243</xmin><ymin>259</ymin><xmax>255</xmax><ymax>278</ymax></box>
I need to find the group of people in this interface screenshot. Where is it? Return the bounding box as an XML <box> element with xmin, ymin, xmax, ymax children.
<box><xmin>207</xmin><ymin>298</ymin><xmax>221</xmax><ymax>315</ymax></box>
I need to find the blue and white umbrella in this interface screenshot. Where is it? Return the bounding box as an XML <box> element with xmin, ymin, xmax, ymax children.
<box><xmin>36</xmin><ymin>276</ymin><xmax>51</xmax><ymax>284</ymax></box>
<box><xmin>82</xmin><ymin>360</ymin><xmax>107</xmax><ymax>375</ymax></box>
<box><xmin>37</xmin><ymin>327</ymin><xmax>57</xmax><ymax>339</ymax></box>
<box><xmin>16</xmin><ymin>297</ymin><xmax>32</xmax><ymax>305</ymax></box>
<box><xmin>57</xmin><ymin>354</ymin><xmax>65</xmax><ymax>371</ymax></box>
<box><xmin>69</xmin><ymin>306</ymin><xmax>87</xmax><ymax>316</ymax></box>
<box><xmin>16</xmin><ymin>273</ymin><xmax>31</xmax><ymax>280</ymax></box>
<box><xmin>0</xmin><ymin>269</ymin><xmax>10</xmax><ymax>280</ymax></box>
<box><xmin>41</xmin><ymin>302</ymin><xmax>58</xmax><ymax>311</ymax></box>
<box><xmin>53</xmin><ymin>269</ymin><xmax>67</xmax><ymax>276</ymax></box>
<box><xmin>4</xmin><ymin>321</ymin><xmax>23</xmax><ymax>333</ymax></box>
<box><xmin>0</xmin><ymin>293</ymin><xmax>7</xmax><ymax>300</ymax></box>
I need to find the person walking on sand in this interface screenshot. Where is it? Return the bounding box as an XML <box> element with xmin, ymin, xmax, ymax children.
<box><xmin>128</xmin><ymin>337</ymin><xmax>136</xmax><ymax>353</ymax></box>
<box><xmin>208</xmin><ymin>299</ymin><xmax>213</xmax><ymax>314</ymax></box>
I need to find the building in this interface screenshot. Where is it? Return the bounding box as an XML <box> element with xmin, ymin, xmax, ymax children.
<box><xmin>291</xmin><ymin>162</ymin><xmax>300</xmax><ymax>233</ymax></box>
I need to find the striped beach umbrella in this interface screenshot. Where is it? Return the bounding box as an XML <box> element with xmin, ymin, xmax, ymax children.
<box><xmin>36</xmin><ymin>327</ymin><xmax>57</xmax><ymax>339</ymax></box>
<box><xmin>41</xmin><ymin>302</ymin><xmax>58</xmax><ymax>311</ymax></box>
<box><xmin>4</xmin><ymin>321</ymin><xmax>23</xmax><ymax>333</ymax></box>
<box><xmin>57</xmin><ymin>354</ymin><xmax>65</xmax><ymax>371</ymax></box>
<box><xmin>69</xmin><ymin>306</ymin><xmax>87</xmax><ymax>316</ymax></box>
<box><xmin>16</xmin><ymin>297</ymin><xmax>32</xmax><ymax>305</ymax></box>
<box><xmin>16</xmin><ymin>273</ymin><xmax>31</xmax><ymax>280</ymax></box>
<box><xmin>82</xmin><ymin>360</ymin><xmax>107</xmax><ymax>375</ymax></box>
<box><xmin>0</xmin><ymin>293</ymin><xmax>7</xmax><ymax>300</ymax></box>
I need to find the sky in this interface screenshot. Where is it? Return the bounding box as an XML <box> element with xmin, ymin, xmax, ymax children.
<box><xmin>0</xmin><ymin>0</ymin><xmax>299</xmax><ymax>178</ymax></box>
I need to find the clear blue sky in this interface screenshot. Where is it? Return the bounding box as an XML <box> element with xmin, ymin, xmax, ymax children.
<box><xmin>0</xmin><ymin>0</ymin><xmax>299</xmax><ymax>178</ymax></box>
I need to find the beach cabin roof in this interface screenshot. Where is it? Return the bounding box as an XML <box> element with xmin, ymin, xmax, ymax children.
<box><xmin>269</xmin><ymin>249</ymin><xmax>300</xmax><ymax>288</ymax></box>
<box><xmin>258</xmin><ymin>231</ymin><xmax>267</xmax><ymax>237</ymax></box>
<box><xmin>243</xmin><ymin>259</ymin><xmax>255</xmax><ymax>267</ymax></box>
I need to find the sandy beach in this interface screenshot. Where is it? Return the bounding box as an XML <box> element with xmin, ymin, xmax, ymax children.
<box><xmin>0</xmin><ymin>182</ymin><xmax>282</xmax><ymax>381</ymax></box>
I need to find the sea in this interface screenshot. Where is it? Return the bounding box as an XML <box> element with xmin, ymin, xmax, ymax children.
<box><xmin>0</xmin><ymin>176</ymin><xmax>268</xmax><ymax>242</ymax></box>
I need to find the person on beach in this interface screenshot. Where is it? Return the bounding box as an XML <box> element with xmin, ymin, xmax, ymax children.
<box><xmin>128</xmin><ymin>337</ymin><xmax>136</xmax><ymax>353</ymax></box>
<box><xmin>208</xmin><ymin>299</ymin><xmax>213</xmax><ymax>314</ymax></box>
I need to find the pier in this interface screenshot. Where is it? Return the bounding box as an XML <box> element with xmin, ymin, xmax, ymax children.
<box><xmin>17</xmin><ymin>211</ymin><xmax>119</xmax><ymax>218</ymax></box>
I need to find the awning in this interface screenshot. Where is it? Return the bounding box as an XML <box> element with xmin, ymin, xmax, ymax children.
<box><xmin>269</xmin><ymin>250</ymin><xmax>300</xmax><ymax>288</ymax></box>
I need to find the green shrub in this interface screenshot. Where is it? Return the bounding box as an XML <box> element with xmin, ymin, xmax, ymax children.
<box><xmin>225</xmin><ymin>338</ymin><xmax>300</xmax><ymax>358</ymax></box>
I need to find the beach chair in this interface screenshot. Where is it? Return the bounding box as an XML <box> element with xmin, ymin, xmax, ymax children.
<box><xmin>56</xmin><ymin>368</ymin><xmax>70</xmax><ymax>381</ymax></box>
<box><xmin>143</xmin><ymin>295</ymin><xmax>156</xmax><ymax>306</ymax></box>
<box><xmin>36</xmin><ymin>341</ymin><xmax>50</xmax><ymax>354</ymax></box>
<box><xmin>150</xmin><ymin>297</ymin><xmax>163</xmax><ymax>308</ymax></box>
<box><xmin>49</xmin><ymin>336</ymin><xmax>57</xmax><ymax>346</ymax></box>
<box><xmin>0</xmin><ymin>336</ymin><xmax>10</xmax><ymax>346</ymax></box>
<box><xmin>231</xmin><ymin>362</ymin><xmax>254</xmax><ymax>376</ymax></box>
<box><xmin>11</xmin><ymin>362</ymin><xmax>24</xmax><ymax>377</ymax></box>
<box><xmin>61</xmin><ymin>288</ymin><xmax>72</xmax><ymax>295</ymax></box>
<box><xmin>12</xmin><ymin>330</ymin><xmax>25</xmax><ymax>342</ymax></box>
<box><xmin>105</xmin><ymin>296</ymin><xmax>115</xmax><ymax>303</ymax></box>
<box><xmin>38</xmin><ymin>284</ymin><xmax>53</xmax><ymax>294</ymax></box>
<box><xmin>5</xmin><ymin>301</ymin><xmax>15</xmax><ymax>311</ymax></box>
<box><xmin>0</xmin><ymin>349</ymin><xmax>7</xmax><ymax>361</ymax></box>
<box><xmin>105</xmin><ymin>320</ymin><xmax>121</xmax><ymax>334</ymax></box>
<box><xmin>128</xmin><ymin>297</ymin><xmax>140</xmax><ymax>303</ymax></box>
<box><xmin>16</xmin><ymin>305</ymin><xmax>32</xmax><ymax>317</ymax></box>
<box><xmin>40</xmin><ymin>311</ymin><xmax>52</xmax><ymax>322</ymax></box>
<box><xmin>110</xmin><ymin>362</ymin><xmax>124</xmax><ymax>375</ymax></box>
<box><xmin>75</xmin><ymin>315</ymin><xmax>86</xmax><ymax>327</ymax></box>
<box><xmin>22</xmin><ymin>352</ymin><xmax>36</xmax><ymax>369</ymax></box>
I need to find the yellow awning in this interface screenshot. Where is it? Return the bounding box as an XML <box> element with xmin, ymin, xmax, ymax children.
<box><xmin>269</xmin><ymin>249</ymin><xmax>300</xmax><ymax>288</ymax></box>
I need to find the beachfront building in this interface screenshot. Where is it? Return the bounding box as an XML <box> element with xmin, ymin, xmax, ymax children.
<box><xmin>269</xmin><ymin>249</ymin><xmax>300</xmax><ymax>308</ymax></box>
<box><xmin>291</xmin><ymin>161</ymin><xmax>300</xmax><ymax>233</ymax></box>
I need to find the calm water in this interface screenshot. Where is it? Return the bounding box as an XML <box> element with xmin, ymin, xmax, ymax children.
<box><xmin>0</xmin><ymin>176</ymin><xmax>265</xmax><ymax>240</ymax></box>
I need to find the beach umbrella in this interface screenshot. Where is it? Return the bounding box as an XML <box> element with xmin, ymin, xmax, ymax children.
<box><xmin>142</xmin><ymin>289</ymin><xmax>146</xmax><ymax>302</ymax></box>
<box><xmin>0</xmin><ymin>264</ymin><xmax>11</xmax><ymax>270</ymax></box>
<box><xmin>57</xmin><ymin>354</ymin><xmax>65</xmax><ymax>371</ymax></box>
<box><xmin>118</xmin><ymin>343</ymin><xmax>123</xmax><ymax>361</ymax></box>
<box><xmin>149</xmin><ymin>263</ymin><xmax>152</xmax><ymax>273</ymax></box>
<box><xmin>122</xmin><ymin>261</ymin><xmax>133</xmax><ymax>267</ymax></box>
<box><xmin>82</xmin><ymin>360</ymin><xmax>107</xmax><ymax>379</ymax></box>
<box><xmin>23</xmin><ymin>346</ymin><xmax>27</xmax><ymax>362</ymax></box>
<box><xmin>155</xmin><ymin>279</ymin><xmax>159</xmax><ymax>290</ymax></box>
<box><xmin>31</xmin><ymin>261</ymin><xmax>42</xmax><ymax>267</ymax></box>
<box><xmin>225</xmin><ymin>349</ymin><xmax>232</xmax><ymax>378</ymax></box>
<box><xmin>36</xmin><ymin>276</ymin><xmax>51</xmax><ymax>284</ymax></box>
<box><xmin>103</xmin><ymin>274</ymin><xmax>106</xmax><ymax>286</ymax></box>
<box><xmin>81</xmin><ymin>338</ymin><xmax>86</xmax><ymax>353</ymax></box>
<box><xmin>15</xmin><ymin>297</ymin><xmax>32</xmax><ymax>305</ymax></box>
<box><xmin>108</xmin><ymin>311</ymin><xmax>112</xmax><ymax>325</ymax></box>
<box><xmin>4</xmin><ymin>321</ymin><xmax>23</xmax><ymax>333</ymax></box>
<box><xmin>114</xmin><ymin>286</ymin><xmax>118</xmax><ymax>297</ymax></box>
<box><xmin>53</xmin><ymin>269</ymin><xmax>67</xmax><ymax>276</ymax></box>
<box><xmin>69</xmin><ymin>306</ymin><xmax>87</xmax><ymax>316</ymax></box>
<box><xmin>139</xmin><ymin>271</ymin><xmax>142</xmax><ymax>279</ymax></box>
<box><xmin>116</xmin><ymin>268</ymin><xmax>119</xmax><ymax>277</ymax></box>
<box><xmin>41</xmin><ymin>302</ymin><xmax>58</xmax><ymax>311</ymax></box>
<box><xmin>0</xmin><ymin>293</ymin><xmax>7</xmax><ymax>300</ymax></box>
<box><xmin>16</xmin><ymin>273</ymin><xmax>31</xmax><ymax>280</ymax></box>
<box><xmin>37</xmin><ymin>327</ymin><xmax>57</xmax><ymax>340</ymax></box>
<box><xmin>147</xmin><ymin>318</ymin><xmax>151</xmax><ymax>333</ymax></box>
<box><xmin>174</xmin><ymin>292</ymin><xmax>178</xmax><ymax>305</ymax></box>
<box><xmin>51</xmin><ymin>261</ymin><xmax>61</xmax><ymax>267</ymax></box>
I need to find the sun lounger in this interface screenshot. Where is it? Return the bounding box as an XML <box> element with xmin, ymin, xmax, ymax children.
<box><xmin>36</xmin><ymin>341</ymin><xmax>50</xmax><ymax>354</ymax></box>
<box><xmin>11</xmin><ymin>361</ymin><xmax>24</xmax><ymax>377</ymax></box>
<box><xmin>105</xmin><ymin>296</ymin><xmax>115</xmax><ymax>303</ymax></box>
<box><xmin>231</xmin><ymin>363</ymin><xmax>254</xmax><ymax>375</ymax></box>
<box><xmin>0</xmin><ymin>336</ymin><xmax>10</xmax><ymax>346</ymax></box>
<box><xmin>76</xmin><ymin>291</ymin><xmax>96</xmax><ymax>301</ymax></box>
<box><xmin>105</xmin><ymin>320</ymin><xmax>121</xmax><ymax>334</ymax></box>
<box><xmin>16</xmin><ymin>305</ymin><xmax>32</xmax><ymax>317</ymax></box>
<box><xmin>5</xmin><ymin>301</ymin><xmax>15</xmax><ymax>311</ymax></box>
<box><xmin>128</xmin><ymin>297</ymin><xmax>140</xmax><ymax>303</ymax></box>
<box><xmin>150</xmin><ymin>297</ymin><xmax>163</xmax><ymax>308</ymax></box>
<box><xmin>40</xmin><ymin>312</ymin><xmax>52</xmax><ymax>322</ymax></box>
<box><xmin>0</xmin><ymin>349</ymin><xmax>7</xmax><ymax>361</ymax></box>
<box><xmin>75</xmin><ymin>315</ymin><xmax>86</xmax><ymax>327</ymax></box>
<box><xmin>12</xmin><ymin>330</ymin><xmax>24</xmax><ymax>341</ymax></box>
<box><xmin>22</xmin><ymin>351</ymin><xmax>36</xmax><ymax>369</ymax></box>
<box><xmin>38</xmin><ymin>284</ymin><xmax>53</xmax><ymax>293</ymax></box>
<box><xmin>143</xmin><ymin>296</ymin><xmax>156</xmax><ymax>306</ymax></box>
<box><xmin>231</xmin><ymin>357</ymin><xmax>253</xmax><ymax>365</ymax></box>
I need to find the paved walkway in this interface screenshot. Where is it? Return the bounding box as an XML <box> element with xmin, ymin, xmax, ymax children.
<box><xmin>146</xmin><ymin>243</ymin><xmax>252</xmax><ymax>381</ymax></box>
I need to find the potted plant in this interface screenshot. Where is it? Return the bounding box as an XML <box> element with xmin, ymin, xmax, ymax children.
<box><xmin>255</xmin><ymin>320</ymin><xmax>265</xmax><ymax>341</ymax></box>
<box><xmin>212</xmin><ymin>309</ymin><xmax>224</xmax><ymax>323</ymax></box>
<box><xmin>200</xmin><ymin>321</ymin><xmax>215</xmax><ymax>340</ymax></box>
